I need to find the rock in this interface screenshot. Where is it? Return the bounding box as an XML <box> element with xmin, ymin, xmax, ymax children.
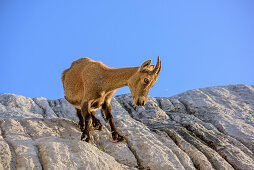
<box><xmin>48</xmin><ymin>98</ymin><xmax>78</xmax><ymax>122</ymax></box>
<box><xmin>166</xmin><ymin>128</ymin><xmax>214</xmax><ymax>170</ymax></box>
<box><xmin>0</xmin><ymin>118</ymin><xmax>129</xmax><ymax>170</ymax></box>
<box><xmin>0</xmin><ymin>84</ymin><xmax>253</xmax><ymax>169</ymax></box>
<box><xmin>1</xmin><ymin>118</ymin><xmax>43</xmax><ymax>169</ymax></box>
<box><xmin>0</xmin><ymin>94</ymin><xmax>44</xmax><ymax>119</ymax></box>
<box><xmin>91</xmin><ymin>126</ymin><xmax>138</xmax><ymax>167</ymax></box>
<box><xmin>0</xmin><ymin>122</ymin><xmax>12</xmax><ymax>170</ymax></box>
<box><xmin>170</xmin><ymin>85</ymin><xmax>254</xmax><ymax>153</ymax></box>
<box><xmin>152</xmin><ymin>130</ymin><xmax>196</xmax><ymax>170</ymax></box>
<box><xmin>111</xmin><ymin>98</ymin><xmax>188</xmax><ymax>170</ymax></box>
<box><xmin>32</xmin><ymin>97</ymin><xmax>57</xmax><ymax>118</ymax></box>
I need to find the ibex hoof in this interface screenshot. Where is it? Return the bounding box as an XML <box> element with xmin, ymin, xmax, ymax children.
<box><xmin>81</xmin><ymin>133</ymin><xmax>90</xmax><ymax>143</ymax></box>
<box><xmin>95</xmin><ymin>124</ymin><xmax>103</xmax><ymax>131</ymax></box>
<box><xmin>112</xmin><ymin>132</ymin><xmax>126</xmax><ymax>143</ymax></box>
<box><xmin>97</xmin><ymin>125</ymin><xmax>103</xmax><ymax>131</ymax></box>
<box><xmin>93</xmin><ymin>120</ymin><xmax>102</xmax><ymax>131</ymax></box>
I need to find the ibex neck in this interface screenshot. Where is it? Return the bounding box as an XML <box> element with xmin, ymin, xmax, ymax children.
<box><xmin>103</xmin><ymin>67</ymin><xmax>139</xmax><ymax>92</ymax></box>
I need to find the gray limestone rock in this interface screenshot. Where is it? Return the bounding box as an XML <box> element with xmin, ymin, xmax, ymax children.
<box><xmin>0</xmin><ymin>93</ymin><xmax>44</xmax><ymax>119</ymax></box>
<box><xmin>0</xmin><ymin>84</ymin><xmax>253</xmax><ymax>169</ymax></box>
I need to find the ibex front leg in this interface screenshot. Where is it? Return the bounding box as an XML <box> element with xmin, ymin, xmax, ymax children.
<box><xmin>102</xmin><ymin>102</ymin><xmax>125</xmax><ymax>142</ymax></box>
<box><xmin>91</xmin><ymin>111</ymin><xmax>102</xmax><ymax>131</ymax></box>
<box><xmin>81</xmin><ymin>101</ymin><xmax>92</xmax><ymax>142</ymax></box>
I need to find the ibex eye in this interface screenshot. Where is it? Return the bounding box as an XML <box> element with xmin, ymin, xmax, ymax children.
<box><xmin>144</xmin><ymin>78</ymin><xmax>150</xmax><ymax>84</ymax></box>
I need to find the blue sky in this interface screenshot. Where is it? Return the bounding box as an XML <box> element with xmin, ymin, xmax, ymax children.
<box><xmin>0</xmin><ymin>0</ymin><xmax>254</xmax><ymax>99</ymax></box>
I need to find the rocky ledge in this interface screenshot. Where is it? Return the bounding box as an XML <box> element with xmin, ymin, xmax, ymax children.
<box><xmin>0</xmin><ymin>84</ymin><xmax>253</xmax><ymax>170</ymax></box>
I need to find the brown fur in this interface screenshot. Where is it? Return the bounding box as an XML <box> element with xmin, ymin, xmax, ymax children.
<box><xmin>61</xmin><ymin>57</ymin><xmax>161</xmax><ymax>142</ymax></box>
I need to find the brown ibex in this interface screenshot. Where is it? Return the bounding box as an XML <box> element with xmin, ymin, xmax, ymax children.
<box><xmin>61</xmin><ymin>57</ymin><xmax>161</xmax><ymax>142</ymax></box>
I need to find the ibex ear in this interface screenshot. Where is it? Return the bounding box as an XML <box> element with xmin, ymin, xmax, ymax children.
<box><xmin>139</xmin><ymin>60</ymin><xmax>152</xmax><ymax>72</ymax></box>
<box><xmin>149</xmin><ymin>65</ymin><xmax>155</xmax><ymax>69</ymax></box>
<box><xmin>146</xmin><ymin>65</ymin><xmax>155</xmax><ymax>71</ymax></box>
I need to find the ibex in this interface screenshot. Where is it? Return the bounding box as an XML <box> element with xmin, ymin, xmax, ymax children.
<box><xmin>61</xmin><ymin>57</ymin><xmax>161</xmax><ymax>142</ymax></box>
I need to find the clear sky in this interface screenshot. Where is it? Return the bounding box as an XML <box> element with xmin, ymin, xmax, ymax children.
<box><xmin>0</xmin><ymin>0</ymin><xmax>254</xmax><ymax>100</ymax></box>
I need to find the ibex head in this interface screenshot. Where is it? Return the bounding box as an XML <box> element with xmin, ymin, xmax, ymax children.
<box><xmin>128</xmin><ymin>56</ymin><xmax>161</xmax><ymax>106</ymax></box>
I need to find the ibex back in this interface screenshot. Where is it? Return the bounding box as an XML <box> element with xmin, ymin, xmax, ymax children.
<box><xmin>61</xmin><ymin>57</ymin><xmax>161</xmax><ymax>142</ymax></box>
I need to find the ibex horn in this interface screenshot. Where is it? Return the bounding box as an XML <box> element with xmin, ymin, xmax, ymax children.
<box><xmin>152</xmin><ymin>56</ymin><xmax>161</xmax><ymax>75</ymax></box>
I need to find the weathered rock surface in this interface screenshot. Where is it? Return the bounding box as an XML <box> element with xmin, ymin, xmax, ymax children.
<box><xmin>0</xmin><ymin>84</ymin><xmax>253</xmax><ymax>170</ymax></box>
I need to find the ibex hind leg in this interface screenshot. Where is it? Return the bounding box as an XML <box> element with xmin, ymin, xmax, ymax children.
<box><xmin>76</xmin><ymin>108</ymin><xmax>84</xmax><ymax>131</ymax></box>
<box><xmin>80</xmin><ymin>101</ymin><xmax>92</xmax><ymax>143</ymax></box>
